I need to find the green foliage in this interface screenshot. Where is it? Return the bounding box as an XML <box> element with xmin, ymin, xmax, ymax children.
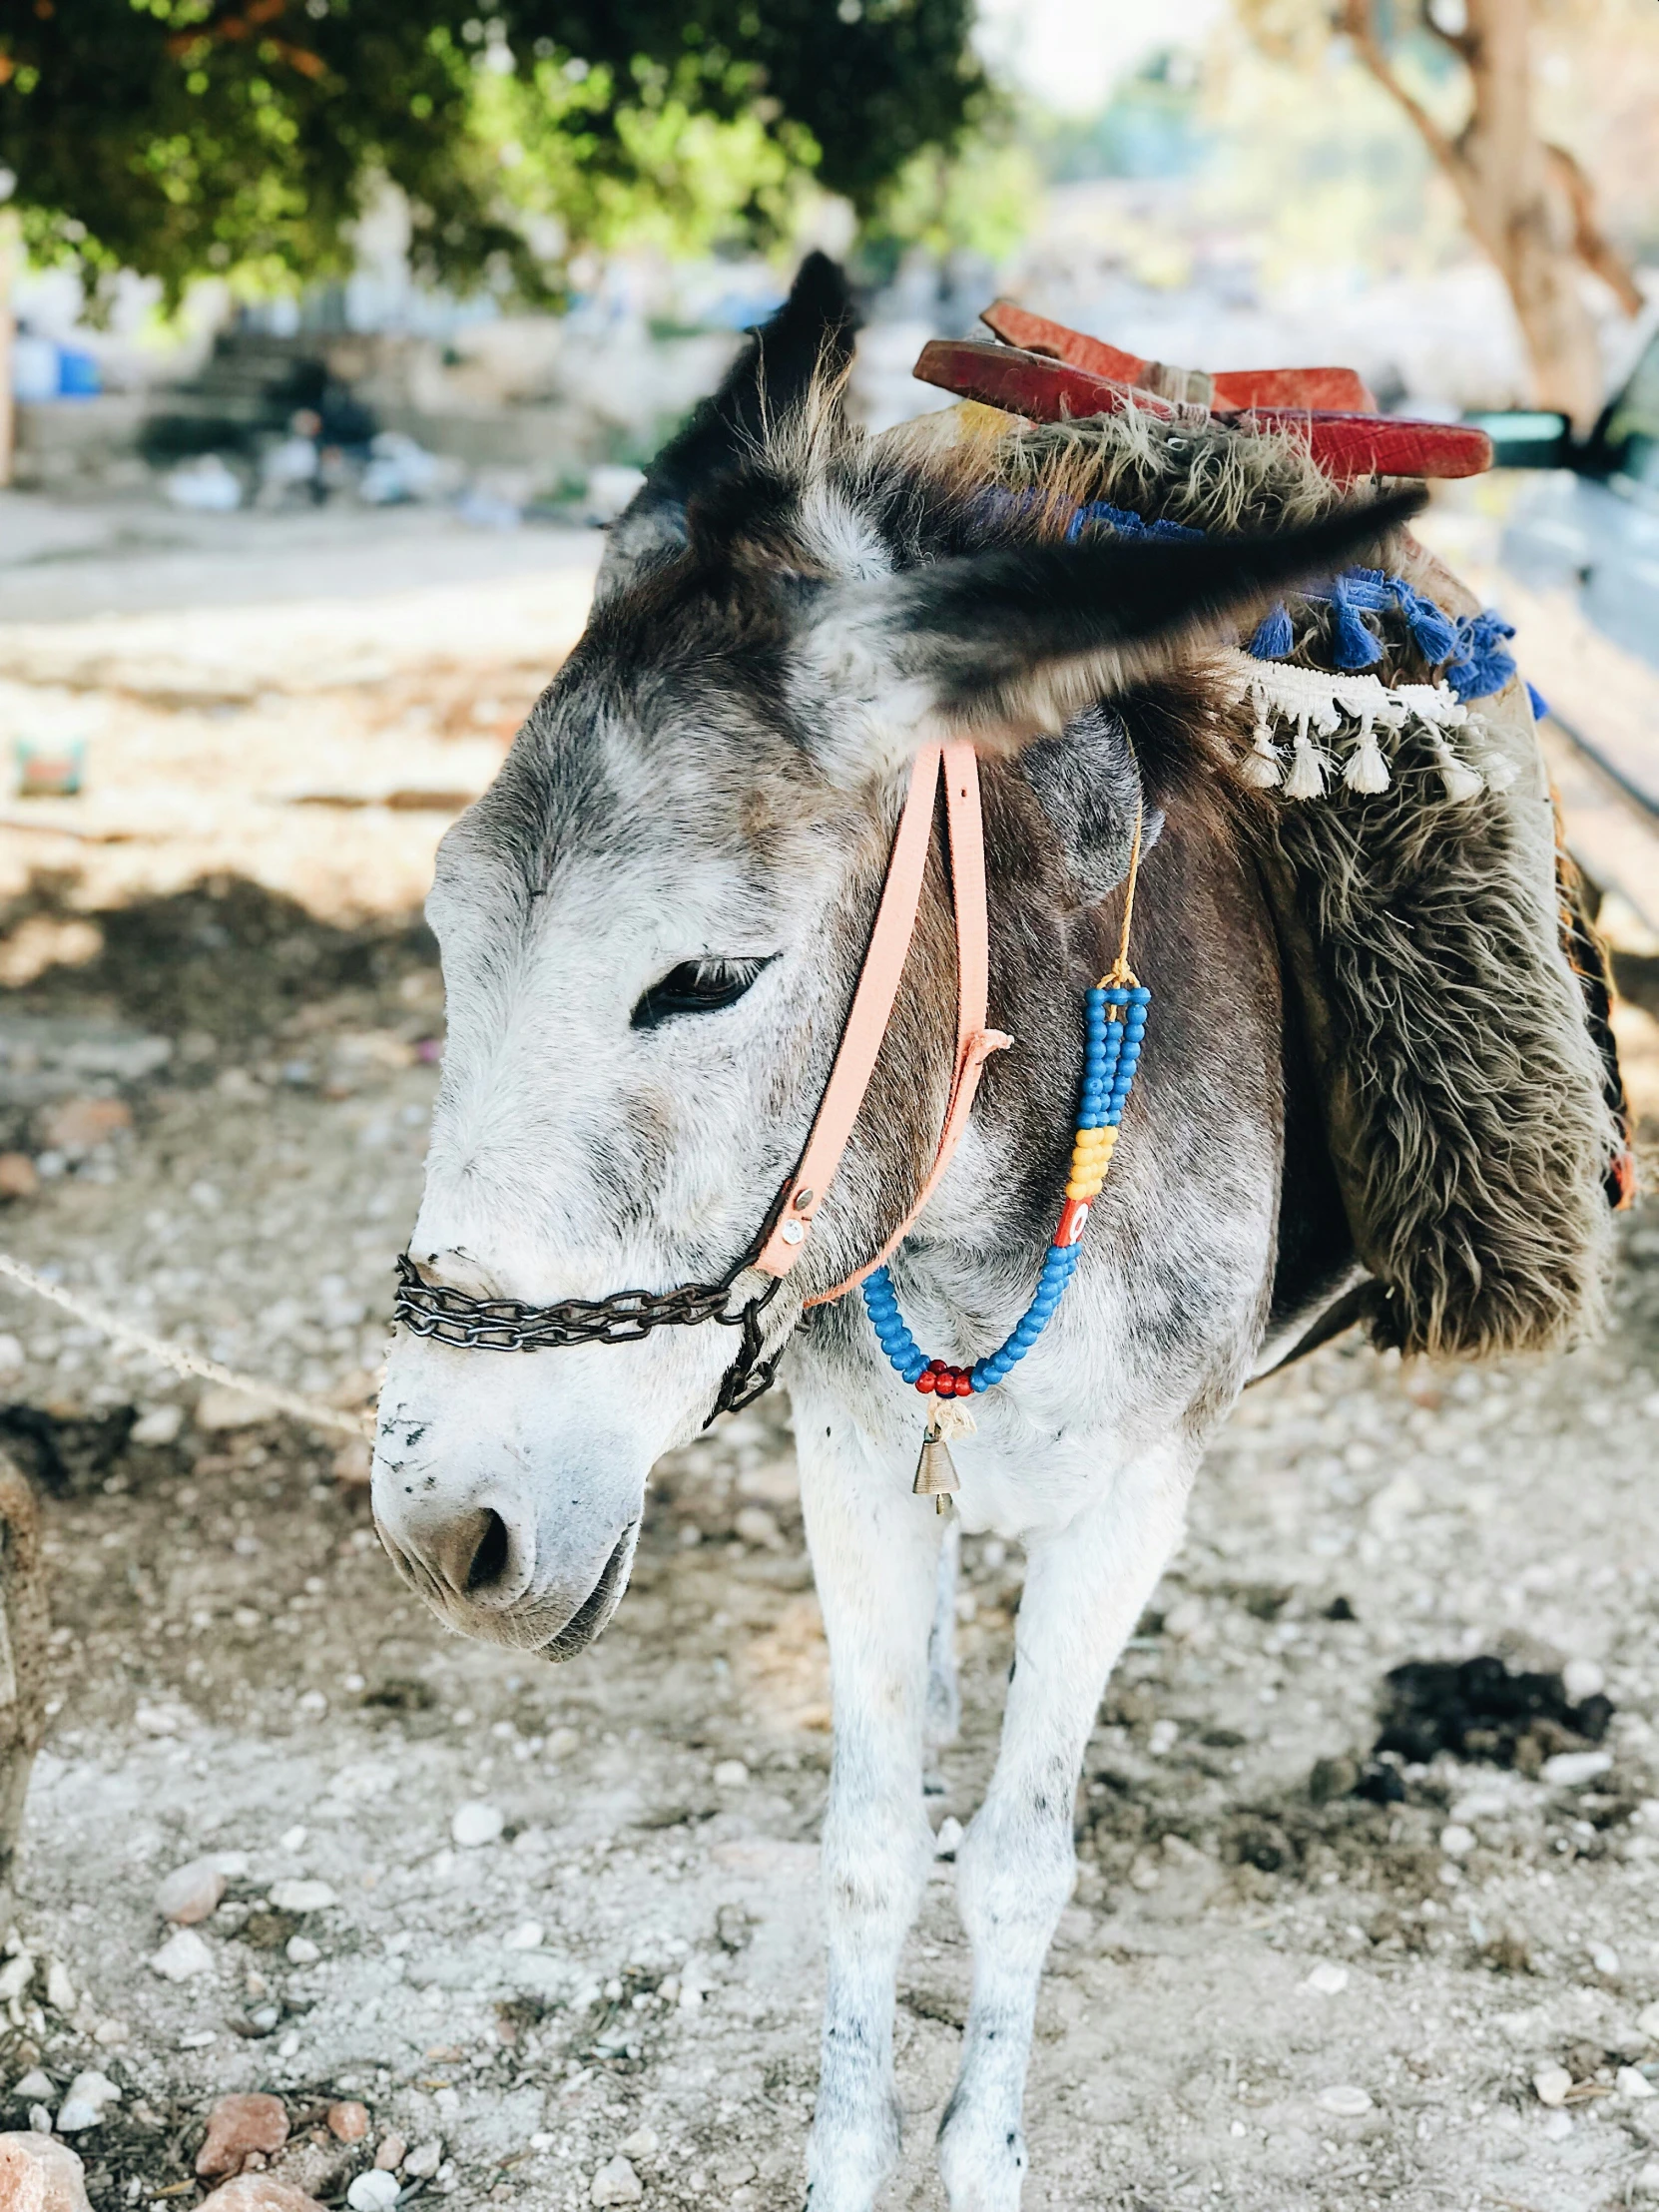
<box><xmin>0</xmin><ymin>0</ymin><xmax>984</xmax><ymax>303</ymax></box>
<box><xmin>853</xmin><ymin>128</ymin><xmax>1037</xmax><ymax>287</ymax></box>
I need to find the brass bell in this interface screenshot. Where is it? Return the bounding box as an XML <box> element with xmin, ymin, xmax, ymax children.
<box><xmin>913</xmin><ymin>1423</ymin><xmax>960</xmax><ymax>1513</ymax></box>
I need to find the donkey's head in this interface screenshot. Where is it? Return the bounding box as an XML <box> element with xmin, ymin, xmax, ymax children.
<box><xmin>372</xmin><ymin>255</ymin><xmax>1416</xmax><ymax>1656</ymax></box>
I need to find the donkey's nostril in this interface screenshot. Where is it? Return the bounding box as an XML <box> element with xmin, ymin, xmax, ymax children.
<box><xmin>419</xmin><ymin>1504</ymin><xmax>527</xmax><ymax>1605</ymax></box>
<box><xmin>466</xmin><ymin>1507</ymin><xmax>512</xmax><ymax>1593</ymax></box>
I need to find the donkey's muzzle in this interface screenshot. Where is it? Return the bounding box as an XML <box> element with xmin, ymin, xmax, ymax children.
<box><xmin>374</xmin><ymin>1486</ymin><xmax>637</xmax><ymax>1657</ymax></box>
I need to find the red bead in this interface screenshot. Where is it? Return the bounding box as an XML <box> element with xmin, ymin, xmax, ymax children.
<box><xmin>952</xmin><ymin>1373</ymin><xmax>972</xmax><ymax>1397</ymax></box>
<box><xmin>927</xmin><ymin>1358</ymin><xmax>948</xmax><ymax>1372</ymax></box>
<box><xmin>916</xmin><ymin>1370</ymin><xmax>937</xmax><ymax>1393</ymax></box>
<box><xmin>1055</xmin><ymin>1197</ymin><xmax>1090</xmax><ymax>1249</ymax></box>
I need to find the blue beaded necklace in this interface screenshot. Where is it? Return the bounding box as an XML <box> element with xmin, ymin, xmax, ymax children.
<box><xmin>860</xmin><ymin>810</ymin><xmax>1152</xmax><ymax>1505</ymax></box>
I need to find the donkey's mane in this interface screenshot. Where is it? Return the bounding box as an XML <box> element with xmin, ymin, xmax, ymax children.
<box><xmin>738</xmin><ymin>373</ymin><xmax>1341</xmax><ymax>578</ymax></box>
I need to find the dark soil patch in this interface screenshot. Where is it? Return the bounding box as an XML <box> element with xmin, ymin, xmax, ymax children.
<box><xmin>1372</xmin><ymin>1653</ymin><xmax>1613</xmax><ymax>1772</ymax></box>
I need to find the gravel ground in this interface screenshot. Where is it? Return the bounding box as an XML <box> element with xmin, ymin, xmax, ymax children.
<box><xmin>2</xmin><ymin>496</ymin><xmax>1659</xmax><ymax>2212</ymax></box>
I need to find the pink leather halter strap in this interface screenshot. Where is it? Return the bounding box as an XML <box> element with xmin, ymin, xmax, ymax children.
<box><xmin>753</xmin><ymin>741</ymin><xmax>1011</xmax><ymax>1302</ymax></box>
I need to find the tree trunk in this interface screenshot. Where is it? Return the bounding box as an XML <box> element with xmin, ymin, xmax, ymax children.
<box><xmin>1449</xmin><ymin>0</ymin><xmax>1602</xmax><ymax>426</ymax></box>
<box><xmin>0</xmin><ymin>1457</ymin><xmax>48</xmax><ymax>1922</ymax></box>
<box><xmin>1344</xmin><ymin>0</ymin><xmax>1631</xmax><ymax>431</ymax></box>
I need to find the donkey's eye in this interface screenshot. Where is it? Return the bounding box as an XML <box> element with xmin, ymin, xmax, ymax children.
<box><xmin>631</xmin><ymin>956</ymin><xmax>775</xmax><ymax>1030</ymax></box>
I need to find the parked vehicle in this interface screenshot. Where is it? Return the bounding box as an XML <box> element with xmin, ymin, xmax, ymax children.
<box><xmin>1469</xmin><ymin>329</ymin><xmax>1659</xmax><ymax>673</ymax></box>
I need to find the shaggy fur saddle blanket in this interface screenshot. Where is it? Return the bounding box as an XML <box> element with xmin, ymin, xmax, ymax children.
<box><xmin>908</xmin><ymin>401</ymin><xmax>1626</xmax><ymax>1361</ymax></box>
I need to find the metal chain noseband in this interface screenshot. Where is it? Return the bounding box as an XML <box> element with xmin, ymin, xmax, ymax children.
<box><xmin>392</xmin><ymin>1254</ymin><xmax>787</xmax><ymax>1424</ymax></box>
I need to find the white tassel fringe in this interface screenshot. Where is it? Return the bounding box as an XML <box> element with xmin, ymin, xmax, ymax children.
<box><xmin>1219</xmin><ymin>652</ymin><xmax>1482</xmax><ymax>807</ymax></box>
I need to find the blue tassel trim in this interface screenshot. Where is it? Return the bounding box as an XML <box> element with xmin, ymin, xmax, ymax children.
<box><xmin>1443</xmin><ymin>610</ymin><xmax>1518</xmax><ymax>703</ymax></box>
<box><xmin>990</xmin><ymin>490</ymin><xmax>1527</xmax><ymax>703</ymax></box>
<box><xmin>1526</xmin><ymin>682</ymin><xmax>1550</xmax><ymax>723</ymax></box>
<box><xmin>1392</xmin><ymin>580</ymin><xmax>1460</xmax><ymax>665</ymax></box>
<box><xmin>1249</xmin><ymin>601</ymin><xmax>1295</xmax><ymax>660</ymax></box>
<box><xmin>1329</xmin><ymin>578</ymin><xmax>1382</xmax><ymax>670</ymax></box>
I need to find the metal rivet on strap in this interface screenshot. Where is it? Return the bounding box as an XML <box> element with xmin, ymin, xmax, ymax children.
<box><xmin>793</xmin><ymin>1188</ymin><xmax>815</xmax><ymax>1210</ymax></box>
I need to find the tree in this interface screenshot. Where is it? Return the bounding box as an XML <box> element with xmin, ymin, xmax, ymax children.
<box><xmin>1237</xmin><ymin>0</ymin><xmax>1644</xmax><ymax>428</ymax></box>
<box><xmin>0</xmin><ymin>1</ymin><xmax>983</xmax><ymax>301</ymax></box>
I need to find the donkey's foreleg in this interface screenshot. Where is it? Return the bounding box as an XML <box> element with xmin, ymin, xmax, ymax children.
<box><xmin>796</xmin><ymin>1414</ymin><xmax>943</xmax><ymax>2212</ymax></box>
<box><xmin>937</xmin><ymin>1441</ymin><xmax>1196</xmax><ymax>2212</ymax></box>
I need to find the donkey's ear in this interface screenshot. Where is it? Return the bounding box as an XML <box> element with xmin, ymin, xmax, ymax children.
<box><xmin>796</xmin><ymin>488</ymin><xmax>1425</xmax><ymax>783</ymax></box>
<box><xmin>596</xmin><ymin>253</ymin><xmax>858</xmax><ymax>603</ymax></box>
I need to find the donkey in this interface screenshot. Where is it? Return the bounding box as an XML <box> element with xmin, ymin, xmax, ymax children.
<box><xmin>371</xmin><ymin>256</ymin><xmax>1414</xmax><ymax>2210</ymax></box>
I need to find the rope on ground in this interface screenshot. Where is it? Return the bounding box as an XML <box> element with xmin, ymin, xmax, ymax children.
<box><xmin>0</xmin><ymin>1250</ymin><xmax>376</xmax><ymax>1440</ymax></box>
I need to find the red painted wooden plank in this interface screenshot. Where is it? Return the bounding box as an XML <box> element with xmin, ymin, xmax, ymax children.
<box><xmin>1213</xmin><ymin>366</ymin><xmax>1377</xmax><ymax>413</ymax></box>
<box><xmin>979</xmin><ymin>300</ymin><xmax>1148</xmax><ymax>386</ymax></box>
<box><xmin>979</xmin><ymin>300</ymin><xmax>1378</xmax><ymax>414</ymax></box>
<box><xmin>1239</xmin><ymin>409</ymin><xmax>1493</xmax><ymax>479</ymax></box>
<box><xmin>915</xmin><ymin>337</ymin><xmax>1161</xmax><ymax>420</ymax></box>
<box><xmin>912</xmin><ymin>340</ymin><xmax>1492</xmax><ymax>480</ymax></box>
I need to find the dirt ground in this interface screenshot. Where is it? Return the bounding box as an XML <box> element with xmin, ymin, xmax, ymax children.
<box><xmin>3</xmin><ymin>488</ymin><xmax>1659</xmax><ymax>2212</ymax></box>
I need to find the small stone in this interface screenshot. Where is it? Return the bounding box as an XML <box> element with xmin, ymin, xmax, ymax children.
<box><xmin>1621</xmin><ymin>2067</ymin><xmax>1658</xmax><ymax>2100</ymax></box>
<box><xmin>267</xmin><ymin>1881</ymin><xmax>336</xmax><ymax>1913</ymax></box>
<box><xmin>1439</xmin><ymin>1824</ymin><xmax>1475</xmax><ymax>1859</ymax></box>
<box><xmin>589</xmin><ymin>2156</ymin><xmax>643</xmax><ymax>2206</ymax></box>
<box><xmin>545</xmin><ymin>1728</ymin><xmax>580</xmax><ymax>1761</ymax></box>
<box><xmin>1305</xmin><ymin>1962</ymin><xmax>1349</xmax><ymax>1995</ymax></box>
<box><xmin>1591</xmin><ymin>1941</ymin><xmax>1620</xmax><ymax>1975</ymax></box>
<box><xmin>27</xmin><ymin>2110</ymin><xmax>49</xmax><ymax>2138</ymax></box>
<box><xmin>1308</xmin><ymin>1755</ymin><xmax>1358</xmax><ymax>1806</ymax></box>
<box><xmin>1317</xmin><ymin>2085</ymin><xmax>1373</xmax><ymax>2116</ymax></box>
<box><xmin>41</xmin><ymin>1099</ymin><xmax>132</xmax><ymax>1155</ymax></box>
<box><xmin>276</xmin><ymin>2032</ymin><xmax>299</xmax><ymax>2060</ymax></box>
<box><xmin>325</xmin><ymin>2104</ymin><xmax>368</xmax><ymax>2144</ymax></box>
<box><xmin>503</xmin><ymin>1923</ymin><xmax>543</xmax><ymax>1951</ymax></box>
<box><xmin>372</xmin><ymin>2136</ymin><xmax>406</xmax><ymax>2172</ymax></box>
<box><xmin>619</xmin><ymin>2129</ymin><xmax>658</xmax><ymax>2161</ymax></box>
<box><xmin>1637</xmin><ymin>2160</ymin><xmax>1659</xmax><ymax>2198</ymax></box>
<box><xmin>402</xmin><ymin>2141</ymin><xmax>443</xmax><ymax>2180</ymax></box>
<box><xmin>712</xmin><ymin>1761</ymin><xmax>749</xmax><ymax>1790</ymax></box>
<box><xmin>1147</xmin><ymin>1718</ymin><xmax>1180</xmax><ymax>1757</ymax></box>
<box><xmin>12</xmin><ymin>2073</ymin><xmax>54</xmax><ymax>2102</ymax></box>
<box><xmin>199</xmin><ymin>2179</ymin><xmax>321</xmax><ymax>2212</ymax></box>
<box><xmin>90</xmin><ymin>2021</ymin><xmax>128</xmax><ymax>2048</ymax></box>
<box><xmin>43</xmin><ymin>1962</ymin><xmax>75</xmax><ymax>2015</ymax></box>
<box><xmin>278</xmin><ymin>1828</ymin><xmax>307</xmax><ymax>1854</ymax></box>
<box><xmin>1563</xmin><ymin>1658</ymin><xmax>1606</xmax><ymax>1703</ymax></box>
<box><xmin>0</xmin><ymin>2133</ymin><xmax>92</xmax><ymax>2212</ymax></box>
<box><xmin>197</xmin><ymin>2095</ymin><xmax>290</xmax><ymax>2179</ymax></box>
<box><xmin>131</xmin><ymin>1403</ymin><xmax>185</xmax><ymax>1447</ymax></box>
<box><xmin>1540</xmin><ymin>2109</ymin><xmax>1573</xmax><ymax>2142</ymax></box>
<box><xmin>157</xmin><ymin>1859</ymin><xmax>228</xmax><ymax>1926</ymax></box>
<box><xmin>196</xmin><ymin>1385</ymin><xmax>267</xmax><ymax>1432</ymax></box>
<box><xmin>451</xmin><ymin>1802</ymin><xmax>504</xmax><ymax>1849</ymax></box>
<box><xmin>150</xmin><ymin>1929</ymin><xmax>214</xmax><ymax>1981</ymax></box>
<box><xmin>1640</xmin><ymin>2002</ymin><xmax>1659</xmax><ymax>2041</ymax></box>
<box><xmin>0</xmin><ymin>1155</ymin><xmax>39</xmax><ymax>1202</ymax></box>
<box><xmin>53</xmin><ymin>2074</ymin><xmax>121</xmax><ymax>2133</ymax></box>
<box><xmin>1540</xmin><ymin>1751</ymin><xmax>1613</xmax><ymax>1788</ymax></box>
<box><xmin>1533</xmin><ymin>2064</ymin><xmax>1573</xmax><ymax>2108</ymax></box>
<box><xmin>345</xmin><ymin>2170</ymin><xmax>399</xmax><ymax>2212</ymax></box>
<box><xmin>933</xmin><ymin>1817</ymin><xmax>963</xmax><ymax>1860</ymax></box>
<box><xmin>0</xmin><ymin>1953</ymin><xmax>33</xmax><ymax>2001</ymax></box>
<box><xmin>285</xmin><ymin>1937</ymin><xmax>320</xmax><ymax>1966</ymax></box>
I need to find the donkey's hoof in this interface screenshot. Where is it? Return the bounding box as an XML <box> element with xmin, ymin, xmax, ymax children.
<box><xmin>937</xmin><ymin>2107</ymin><xmax>1028</xmax><ymax>2212</ymax></box>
